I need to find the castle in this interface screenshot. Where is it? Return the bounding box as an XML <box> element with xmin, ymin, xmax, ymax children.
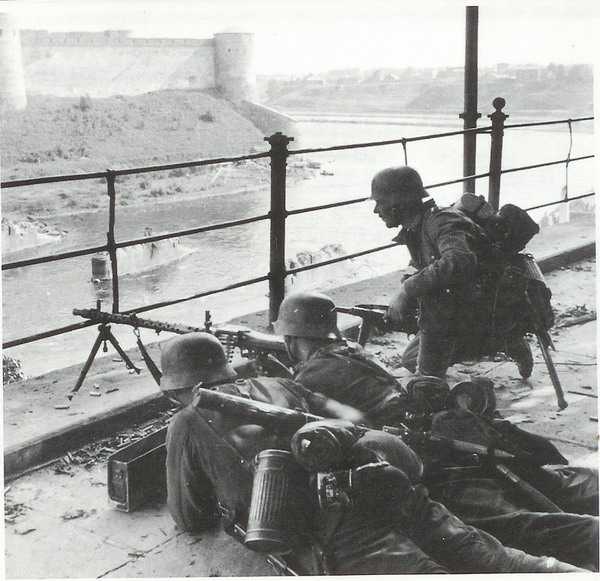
<box><xmin>0</xmin><ymin>13</ymin><xmax>295</xmax><ymax>137</ymax></box>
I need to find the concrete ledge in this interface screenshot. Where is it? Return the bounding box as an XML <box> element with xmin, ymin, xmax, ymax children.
<box><xmin>537</xmin><ymin>242</ymin><xmax>596</xmax><ymax>273</ymax></box>
<box><xmin>5</xmin><ymin>395</ymin><xmax>170</xmax><ymax>479</ymax></box>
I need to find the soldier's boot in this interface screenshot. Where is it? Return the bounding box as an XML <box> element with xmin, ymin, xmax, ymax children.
<box><xmin>505</xmin><ymin>336</ymin><xmax>534</xmax><ymax>379</ymax></box>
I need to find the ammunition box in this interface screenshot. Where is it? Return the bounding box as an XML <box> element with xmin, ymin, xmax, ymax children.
<box><xmin>107</xmin><ymin>426</ymin><xmax>168</xmax><ymax>512</ymax></box>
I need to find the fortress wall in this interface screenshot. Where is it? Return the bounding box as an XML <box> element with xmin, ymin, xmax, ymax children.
<box><xmin>161</xmin><ymin>48</ymin><xmax>216</xmax><ymax>91</ymax></box>
<box><xmin>0</xmin><ymin>13</ymin><xmax>27</xmax><ymax>112</ymax></box>
<box><xmin>22</xmin><ymin>45</ymin><xmax>215</xmax><ymax>97</ymax></box>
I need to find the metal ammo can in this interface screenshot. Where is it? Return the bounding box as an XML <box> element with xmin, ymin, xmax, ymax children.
<box><xmin>244</xmin><ymin>449</ymin><xmax>304</xmax><ymax>555</ymax></box>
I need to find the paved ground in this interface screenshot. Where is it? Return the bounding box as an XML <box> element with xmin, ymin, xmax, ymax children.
<box><xmin>4</xmin><ymin>215</ymin><xmax>598</xmax><ymax>578</ymax></box>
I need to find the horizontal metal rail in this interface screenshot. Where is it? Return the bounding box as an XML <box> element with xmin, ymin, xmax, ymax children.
<box><xmin>492</xmin><ymin>155</ymin><xmax>594</xmax><ymax>176</ymax></box>
<box><xmin>2</xmin><ymin>244</ymin><xmax>110</xmax><ymax>270</ymax></box>
<box><xmin>2</xmin><ymin>109</ymin><xmax>594</xmax><ymax>352</ymax></box>
<box><xmin>0</xmin><ymin>151</ymin><xmax>270</xmax><ymax>188</ymax></box>
<box><xmin>503</xmin><ymin>116</ymin><xmax>593</xmax><ymax>130</ymax></box>
<box><xmin>3</xmin><ymin>273</ymin><xmax>271</xmax><ymax>348</ymax></box>
<box><xmin>290</xmin><ymin>125</ymin><xmax>492</xmax><ymax>156</ymax></box>
<box><xmin>2</xmin><ymin>213</ymin><xmax>270</xmax><ymax>271</ymax></box>
<box><xmin>526</xmin><ymin>191</ymin><xmax>595</xmax><ymax>212</ymax></box>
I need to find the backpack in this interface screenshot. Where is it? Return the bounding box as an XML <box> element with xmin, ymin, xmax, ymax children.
<box><xmin>453</xmin><ymin>194</ymin><xmax>554</xmax><ymax>336</ymax></box>
<box><xmin>454</xmin><ymin>193</ymin><xmax>540</xmax><ymax>254</ymax></box>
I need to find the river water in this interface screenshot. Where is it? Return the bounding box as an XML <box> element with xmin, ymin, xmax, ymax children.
<box><xmin>3</xmin><ymin>116</ymin><xmax>595</xmax><ymax>377</ymax></box>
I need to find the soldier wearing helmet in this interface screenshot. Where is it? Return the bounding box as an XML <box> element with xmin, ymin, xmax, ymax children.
<box><xmin>161</xmin><ymin>331</ymin><xmax>584</xmax><ymax>573</ymax></box>
<box><xmin>275</xmin><ymin>290</ymin><xmax>598</xmax><ymax>570</ymax></box>
<box><xmin>371</xmin><ymin>165</ymin><xmax>533</xmax><ymax>379</ymax></box>
<box><xmin>161</xmin><ymin>331</ymin><xmax>368</xmax><ymax>535</ymax></box>
<box><xmin>274</xmin><ymin>291</ymin><xmax>411</xmax><ymax>428</ymax></box>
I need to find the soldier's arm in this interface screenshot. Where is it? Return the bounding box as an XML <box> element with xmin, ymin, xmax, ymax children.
<box><xmin>403</xmin><ymin>214</ymin><xmax>478</xmax><ymax>297</ymax></box>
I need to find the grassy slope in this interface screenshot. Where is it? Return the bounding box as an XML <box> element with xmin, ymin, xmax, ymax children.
<box><xmin>1</xmin><ymin>90</ymin><xmax>266</xmax><ymax>180</ymax></box>
<box><xmin>0</xmin><ymin>90</ymin><xmax>275</xmax><ymax>217</ymax></box>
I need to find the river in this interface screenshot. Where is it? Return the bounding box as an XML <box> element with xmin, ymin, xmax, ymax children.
<box><xmin>3</xmin><ymin>115</ymin><xmax>595</xmax><ymax>377</ymax></box>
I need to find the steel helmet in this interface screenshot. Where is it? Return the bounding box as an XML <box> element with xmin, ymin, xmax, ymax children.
<box><xmin>370</xmin><ymin>166</ymin><xmax>427</xmax><ymax>203</ymax></box>
<box><xmin>160</xmin><ymin>332</ymin><xmax>236</xmax><ymax>392</ymax></box>
<box><xmin>273</xmin><ymin>292</ymin><xmax>342</xmax><ymax>339</ymax></box>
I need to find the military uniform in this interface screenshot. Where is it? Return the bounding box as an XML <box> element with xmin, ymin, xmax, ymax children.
<box><xmin>293</xmin><ymin>343</ymin><xmax>599</xmax><ymax>571</ymax></box>
<box><xmin>165</xmin><ymin>376</ymin><xmax>585</xmax><ymax>573</ymax></box>
<box><xmin>395</xmin><ymin>201</ymin><xmax>530</xmax><ymax>376</ymax></box>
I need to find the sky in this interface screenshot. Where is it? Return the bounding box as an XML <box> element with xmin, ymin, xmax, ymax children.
<box><xmin>2</xmin><ymin>0</ymin><xmax>598</xmax><ymax>75</ymax></box>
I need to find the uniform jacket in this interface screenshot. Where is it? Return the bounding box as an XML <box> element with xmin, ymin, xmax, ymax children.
<box><xmin>294</xmin><ymin>342</ymin><xmax>410</xmax><ymax>430</ymax></box>
<box><xmin>396</xmin><ymin>201</ymin><xmax>489</xmax><ymax>333</ymax></box>
<box><xmin>166</xmin><ymin>377</ymin><xmax>318</xmax><ymax>532</ymax></box>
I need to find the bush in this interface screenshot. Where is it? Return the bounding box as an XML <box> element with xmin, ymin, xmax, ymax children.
<box><xmin>199</xmin><ymin>111</ymin><xmax>215</xmax><ymax>123</ymax></box>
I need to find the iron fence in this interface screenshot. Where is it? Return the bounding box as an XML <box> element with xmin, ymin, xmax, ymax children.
<box><xmin>2</xmin><ymin>98</ymin><xmax>594</xmax><ymax>351</ymax></box>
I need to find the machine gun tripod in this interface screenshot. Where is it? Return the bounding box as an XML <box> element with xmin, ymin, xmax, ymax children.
<box><xmin>69</xmin><ymin>320</ymin><xmax>141</xmax><ymax>400</ymax></box>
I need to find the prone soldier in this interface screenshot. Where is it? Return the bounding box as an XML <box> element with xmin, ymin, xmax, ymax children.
<box><xmin>161</xmin><ymin>332</ymin><xmax>587</xmax><ymax>574</ymax></box>
<box><xmin>273</xmin><ymin>290</ymin><xmax>599</xmax><ymax>571</ymax></box>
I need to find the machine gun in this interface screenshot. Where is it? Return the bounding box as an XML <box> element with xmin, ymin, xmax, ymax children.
<box><xmin>335</xmin><ymin>304</ymin><xmax>419</xmax><ymax>347</ymax></box>
<box><xmin>71</xmin><ymin>307</ymin><xmax>292</xmax><ymax>397</ymax></box>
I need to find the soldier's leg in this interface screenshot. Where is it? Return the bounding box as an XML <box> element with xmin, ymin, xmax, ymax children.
<box><xmin>473</xmin><ymin>511</ymin><xmax>599</xmax><ymax>571</ymax></box>
<box><xmin>417</xmin><ymin>331</ymin><xmax>456</xmax><ymax>378</ymax></box>
<box><xmin>401</xmin><ymin>333</ymin><xmax>420</xmax><ymax>373</ymax></box>
<box><xmin>526</xmin><ymin>465</ymin><xmax>599</xmax><ymax>516</ymax></box>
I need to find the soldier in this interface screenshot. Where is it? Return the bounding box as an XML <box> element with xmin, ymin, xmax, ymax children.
<box><xmin>161</xmin><ymin>332</ymin><xmax>584</xmax><ymax>574</ymax></box>
<box><xmin>370</xmin><ymin>165</ymin><xmax>533</xmax><ymax>378</ymax></box>
<box><xmin>274</xmin><ymin>290</ymin><xmax>599</xmax><ymax>571</ymax></box>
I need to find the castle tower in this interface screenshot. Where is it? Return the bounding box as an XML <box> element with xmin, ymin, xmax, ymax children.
<box><xmin>0</xmin><ymin>13</ymin><xmax>27</xmax><ymax>114</ymax></box>
<box><xmin>214</xmin><ymin>30</ymin><xmax>258</xmax><ymax>103</ymax></box>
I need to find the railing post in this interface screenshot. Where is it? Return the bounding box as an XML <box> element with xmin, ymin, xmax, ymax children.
<box><xmin>265</xmin><ymin>132</ymin><xmax>294</xmax><ymax>326</ymax></box>
<box><xmin>106</xmin><ymin>170</ymin><xmax>120</xmax><ymax>313</ymax></box>
<box><xmin>487</xmin><ymin>97</ymin><xmax>508</xmax><ymax>211</ymax></box>
<box><xmin>460</xmin><ymin>6</ymin><xmax>481</xmax><ymax>193</ymax></box>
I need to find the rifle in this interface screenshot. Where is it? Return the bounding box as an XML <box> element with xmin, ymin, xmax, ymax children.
<box><xmin>192</xmin><ymin>388</ymin><xmax>515</xmax><ymax>462</ymax></box>
<box><xmin>519</xmin><ymin>254</ymin><xmax>568</xmax><ymax>410</ymax></box>
<box><xmin>73</xmin><ymin>308</ymin><xmax>293</xmax><ymax>380</ymax></box>
<box><xmin>336</xmin><ymin>304</ymin><xmax>419</xmax><ymax>347</ymax></box>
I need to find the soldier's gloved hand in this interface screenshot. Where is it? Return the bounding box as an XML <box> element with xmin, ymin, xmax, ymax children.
<box><xmin>386</xmin><ymin>284</ymin><xmax>412</xmax><ymax>323</ymax></box>
<box><xmin>349</xmin><ymin>461</ymin><xmax>413</xmax><ymax>521</ymax></box>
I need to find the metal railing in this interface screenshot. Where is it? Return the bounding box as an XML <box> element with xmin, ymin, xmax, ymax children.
<box><xmin>2</xmin><ymin>98</ymin><xmax>594</xmax><ymax>352</ymax></box>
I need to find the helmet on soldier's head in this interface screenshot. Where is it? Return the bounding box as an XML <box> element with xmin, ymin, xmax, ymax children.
<box><xmin>370</xmin><ymin>166</ymin><xmax>427</xmax><ymax>203</ymax></box>
<box><xmin>273</xmin><ymin>292</ymin><xmax>342</xmax><ymax>339</ymax></box>
<box><xmin>160</xmin><ymin>332</ymin><xmax>236</xmax><ymax>392</ymax></box>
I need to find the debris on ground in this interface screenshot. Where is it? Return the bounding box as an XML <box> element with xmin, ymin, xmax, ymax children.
<box><xmin>52</xmin><ymin>409</ymin><xmax>175</xmax><ymax>474</ymax></box>
<box><xmin>4</xmin><ymin>499</ymin><xmax>28</xmax><ymax>524</ymax></box>
<box><xmin>61</xmin><ymin>508</ymin><xmax>96</xmax><ymax>521</ymax></box>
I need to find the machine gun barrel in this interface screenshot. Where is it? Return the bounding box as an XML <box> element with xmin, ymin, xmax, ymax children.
<box><xmin>73</xmin><ymin>308</ymin><xmax>206</xmax><ymax>335</ymax></box>
<box><xmin>73</xmin><ymin>308</ymin><xmax>287</xmax><ymax>358</ymax></box>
